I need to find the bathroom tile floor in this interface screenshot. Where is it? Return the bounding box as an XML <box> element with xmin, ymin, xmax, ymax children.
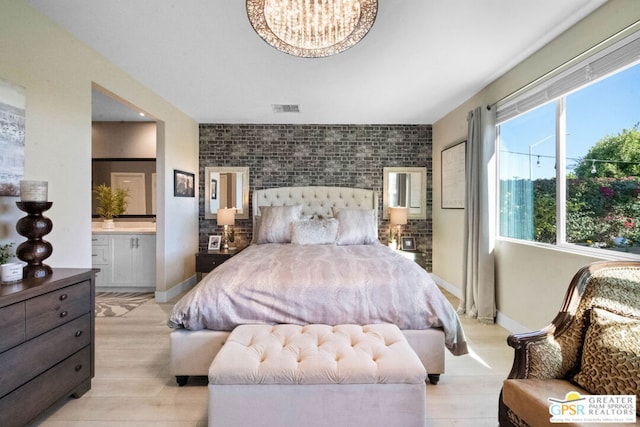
<box><xmin>32</xmin><ymin>288</ymin><xmax>513</xmax><ymax>426</ymax></box>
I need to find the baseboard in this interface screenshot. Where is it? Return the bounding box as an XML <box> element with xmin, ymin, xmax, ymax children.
<box><xmin>155</xmin><ymin>275</ymin><xmax>197</xmax><ymax>303</ymax></box>
<box><xmin>429</xmin><ymin>273</ymin><xmax>529</xmax><ymax>334</ymax></box>
<box><xmin>495</xmin><ymin>312</ymin><xmax>530</xmax><ymax>334</ymax></box>
<box><xmin>96</xmin><ymin>286</ymin><xmax>155</xmax><ymax>293</ymax></box>
<box><xmin>429</xmin><ymin>273</ymin><xmax>461</xmax><ymax>298</ymax></box>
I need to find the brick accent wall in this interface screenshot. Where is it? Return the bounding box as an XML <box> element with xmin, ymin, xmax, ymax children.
<box><xmin>199</xmin><ymin>124</ymin><xmax>433</xmax><ymax>270</ymax></box>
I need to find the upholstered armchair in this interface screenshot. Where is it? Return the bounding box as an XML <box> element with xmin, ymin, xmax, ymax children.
<box><xmin>499</xmin><ymin>261</ymin><xmax>640</xmax><ymax>427</ymax></box>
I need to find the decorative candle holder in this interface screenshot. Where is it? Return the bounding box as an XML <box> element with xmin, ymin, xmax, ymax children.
<box><xmin>19</xmin><ymin>180</ymin><xmax>48</xmax><ymax>202</ymax></box>
<box><xmin>15</xmin><ymin>201</ymin><xmax>53</xmax><ymax>279</ymax></box>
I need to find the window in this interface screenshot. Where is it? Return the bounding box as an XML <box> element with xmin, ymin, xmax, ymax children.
<box><xmin>497</xmin><ymin>31</ymin><xmax>640</xmax><ymax>257</ymax></box>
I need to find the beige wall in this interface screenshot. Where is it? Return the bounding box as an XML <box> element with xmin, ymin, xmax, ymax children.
<box><xmin>433</xmin><ymin>0</ymin><xmax>640</xmax><ymax>331</ymax></box>
<box><xmin>92</xmin><ymin>122</ymin><xmax>157</xmax><ymax>158</ymax></box>
<box><xmin>0</xmin><ymin>0</ymin><xmax>199</xmax><ymax>298</ymax></box>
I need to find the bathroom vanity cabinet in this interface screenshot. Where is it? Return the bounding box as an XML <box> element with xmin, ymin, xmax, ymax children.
<box><xmin>92</xmin><ymin>231</ymin><xmax>156</xmax><ymax>291</ymax></box>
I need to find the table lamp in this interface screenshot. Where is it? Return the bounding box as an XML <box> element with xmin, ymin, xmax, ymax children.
<box><xmin>389</xmin><ymin>207</ymin><xmax>408</xmax><ymax>250</ymax></box>
<box><xmin>217</xmin><ymin>208</ymin><xmax>236</xmax><ymax>250</ymax></box>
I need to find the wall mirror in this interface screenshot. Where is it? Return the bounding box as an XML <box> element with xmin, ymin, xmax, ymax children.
<box><xmin>204</xmin><ymin>166</ymin><xmax>250</xmax><ymax>220</ymax></box>
<box><xmin>92</xmin><ymin>158</ymin><xmax>156</xmax><ymax>217</ymax></box>
<box><xmin>383</xmin><ymin>167</ymin><xmax>427</xmax><ymax>220</ymax></box>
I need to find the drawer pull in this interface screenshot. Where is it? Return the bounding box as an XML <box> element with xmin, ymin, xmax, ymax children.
<box><xmin>60</xmin><ymin>311</ymin><xmax>68</xmax><ymax>318</ymax></box>
<box><xmin>60</xmin><ymin>294</ymin><xmax>68</xmax><ymax>301</ymax></box>
<box><xmin>75</xmin><ymin>364</ymin><xmax>83</xmax><ymax>372</ymax></box>
<box><xmin>75</xmin><ymin>330</ymin><xmax>83</xmax><ymax>337</ymax></box>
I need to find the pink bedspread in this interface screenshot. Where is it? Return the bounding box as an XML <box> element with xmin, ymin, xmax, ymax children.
<box><xmin>168</xmin><ymin>243</ymin><xmax>468</xmax><ymax>355</ymax></box>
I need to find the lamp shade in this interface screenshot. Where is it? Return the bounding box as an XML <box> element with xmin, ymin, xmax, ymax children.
<box><xmin>217</xmin><ymin>208</ymin><xmax>236</xmax><ymax>226</ymax></box>
<box><xmin>389</xmin><ymin>207</ymin><xmax>408</xmax><ymax>225</ymax></box>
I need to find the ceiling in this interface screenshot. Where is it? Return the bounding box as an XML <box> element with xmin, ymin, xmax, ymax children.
<box><xmin>28</xmin><ymin>0</ymin><xmax>607</xmax><ymax>124</ymax></box>
<box><xmin>91</xmin><ymin>89</ymin><xmax>154</xmax><ymax>122</ymax></box>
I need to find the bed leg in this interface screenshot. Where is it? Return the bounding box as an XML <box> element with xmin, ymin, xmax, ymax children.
<box><xmin>427</xmin><ymin>374</ymin><xmax>440</xmax><ymax>385</ymax></box>
<box><xmin>176</xmin><ymin>376</ymin><xmax>189</xmax><ymax>386</ymax></box>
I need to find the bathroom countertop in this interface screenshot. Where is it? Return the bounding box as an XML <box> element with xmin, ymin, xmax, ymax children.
<box><xmin>92</xmin><ymin>222</ymin><xmax>156</xmax><ymax>234</ymax></box>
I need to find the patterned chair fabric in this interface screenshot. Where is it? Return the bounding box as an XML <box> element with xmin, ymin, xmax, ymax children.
<box><xmin>498</xmin><ymin>261</ymin><xmax>640</xmax><ymax>427</ymax></box>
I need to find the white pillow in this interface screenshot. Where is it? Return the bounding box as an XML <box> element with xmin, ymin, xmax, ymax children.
<box><xmin>256</xmin><ymin>205</ymin><xmax>303</xmax><ymax>243</ymax></box>
<box><xmin>291</xmin><ymin>218</ymin><xmax>338</xmax><ymax>245</ymax></box>
<box><xmin>334</xmin><ymin>208</ymin><xmax>378</xmax><ymax>245</ymax></box>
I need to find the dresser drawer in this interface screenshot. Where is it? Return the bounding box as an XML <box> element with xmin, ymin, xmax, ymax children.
<box><xmin>0</xmin><ymin>313</ymin><xmax>91</xmax><ymax>398</ymax></box>
<box><xmin>0</xmin><ymin>346</ymin><xmax>91</xmax><ymax>427</ymax></box>
<box><xmin>0</xmin><ymin>302</ymin><xmax>25</xmax><ymax>353</ymax></box>
<box><xmin>26</xmin><ymin>280</ymin><xmax>91</xmax><ymax>339</ymax></box>
<box><xmin>91</xmin><ymin>234</ymin><xmax>110</xmax><ymax>245</ymax></box>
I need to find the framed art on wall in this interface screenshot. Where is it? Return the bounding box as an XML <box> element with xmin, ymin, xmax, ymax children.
<box><xmin>441</xmin><ymin>140</ymin><xmax>466</xmax><ymax>209</ymax></box>
<box><xmin>0</xmin><ymin>78</ymin><xmax>25</xmax><ymax>196</ymax></box>
<box><xmin>174</xmin><ymin>169</ymin><xmax>195</xmax><ymax>197</ymax></box>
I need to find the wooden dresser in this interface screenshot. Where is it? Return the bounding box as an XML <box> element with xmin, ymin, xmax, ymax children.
<box><xmin>0</xmin><ymin>269</ymin><xmax>95</xmax><ymax>427</ymax></box>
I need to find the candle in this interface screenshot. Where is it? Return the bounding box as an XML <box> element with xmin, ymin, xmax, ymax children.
<box><xmin>20</xmin><ymin>180</ymin><xmax>48</xmax><ymax>202</ymax></box>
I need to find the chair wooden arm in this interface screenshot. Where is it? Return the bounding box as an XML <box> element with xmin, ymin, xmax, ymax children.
<box><xmin>505</xmin><ymin>261</ymin><xmax>640</xmax><ymax>381</ymax></box>
<box><xmin>506</xmin><ymin>327</ymin><xmax>554</xmax><ymax>379</ymax></box>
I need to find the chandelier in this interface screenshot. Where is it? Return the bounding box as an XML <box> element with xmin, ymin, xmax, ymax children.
<box><xmin>246</xmin><ymin>0</ymin><xmax>378</xmax><ymax>58</ymax></box>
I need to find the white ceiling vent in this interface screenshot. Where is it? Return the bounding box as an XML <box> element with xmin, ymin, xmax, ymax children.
<box><xmin>272</xmin><ymin>104</ymin><xmax>300</xmax><ymax>113</ymax></box>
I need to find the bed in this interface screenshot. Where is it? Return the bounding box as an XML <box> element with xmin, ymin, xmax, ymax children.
<box><xmin>168</xmin><ymin>186</ymin><xmax>468</xmax><ymax>385</ymax></box>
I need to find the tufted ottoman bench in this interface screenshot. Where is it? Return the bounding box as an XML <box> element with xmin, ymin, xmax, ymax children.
<box><xmin>208</xmin><ymin>323</ymin><xmax>427</xmax><ymax>427</ymax></box>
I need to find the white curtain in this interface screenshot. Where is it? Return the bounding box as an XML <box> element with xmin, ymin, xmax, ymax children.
<box><xmin>459</xmin><ymin>106</ymin><xmax>496</xmax><ymax>324</ymax></box>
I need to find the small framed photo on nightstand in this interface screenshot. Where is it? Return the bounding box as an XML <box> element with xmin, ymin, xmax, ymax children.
<box><xmin>208</xmin><ymin>235</ymin><xmax>221</xmax><ymax>251</ymax></box>
<box><xmin>401</xmin><ymin>236</ymin><xmax>415</xmax><ymax>251</ymax></box>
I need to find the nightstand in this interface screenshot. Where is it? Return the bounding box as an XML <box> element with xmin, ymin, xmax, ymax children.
<box><xmin>396</xmin><ymin>249</ymin><xmax>426</xmax><ymax>269</ymax></box>
<box><xmin>195</xmin><ymin>247</ymin><xmax>244</xmax><ymax>281</ymax></box>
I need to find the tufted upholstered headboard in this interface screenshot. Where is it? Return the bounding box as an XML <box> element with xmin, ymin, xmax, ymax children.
<box><xmin>252</xmin><ymin>186</ymin><xmax>378</xmax><ymax>227</ymax></box>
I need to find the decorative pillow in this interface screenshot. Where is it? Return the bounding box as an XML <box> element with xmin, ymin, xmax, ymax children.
<box><xmin>333</xmin><ymin>208</ymin><xmax>378</xmax><ymax>245</ymax></box>
<box><xmin>572</xmin><ymin>308</ymin><xmax>640</xmax><ymax>415</ymax></box>
<box><xmin>291</xmin><ymin>218</ymin><xmax>338</xmax><ymax>245</ymax></box>
<box><xmin>256</xmin><ymin>205</ymin><xmax>303</xmax><ymax>244</ymax></box>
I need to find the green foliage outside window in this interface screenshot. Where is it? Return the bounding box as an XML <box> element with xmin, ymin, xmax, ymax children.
<box><xmin>566</xmin><ymin>176</ymin><xmax>640</xmax><ymax>247</ymax></box>
<box><xmin>533</xmin><ymin>179</ymin><xmax>556</xmax><ymax>243</ymax></box>
<box><xmin>532</xmin><ymin>176</ymin><xmax>640</xmax><ymax>249</ymax></box>
<box><xmin>530</xmin><ymin>127</ymin><xmax>640</xmax><ymax>251</ymax></box>
<box><xmin>573</xmin><ymin>127</ymin><xmax>640</xmax><ymax>178</ymax></box>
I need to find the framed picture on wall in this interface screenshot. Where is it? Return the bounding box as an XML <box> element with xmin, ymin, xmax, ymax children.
<box><xmin>441</xmin><ymin>140</ymin><xmax>466</xmax><ymax>209</ymax></box>
<box><xmin>0</xmin><ymin>78</ymin><xmax>25</xmax><ymax>196</ymax></box>
<box><xmin>174</xmin><ymin>169</ymin><xmax>195</xmax><ymax>197</ymax></box>
<box><xmin>208</xmin><ymin>235</ymin><xmax>221</xmax><ymax>251</ymax></box>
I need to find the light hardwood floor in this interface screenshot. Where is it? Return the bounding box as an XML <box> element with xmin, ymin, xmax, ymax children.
<box><xmin>33</xmin><ymin>289</ymin><xmax>514</xmax><ymax>426</ymax></box>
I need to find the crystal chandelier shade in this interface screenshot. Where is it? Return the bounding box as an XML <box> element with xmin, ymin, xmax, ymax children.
<box><xmin>247</xmin><ymin>0</ymin><xmax>377</xmax><ymax>58</ymax></box>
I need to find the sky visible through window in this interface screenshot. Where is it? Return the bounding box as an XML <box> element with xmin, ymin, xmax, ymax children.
<box><xmin>500</xmin><ymin>63</ymin><xmax>640</xmax><ymax>180</ymax></box>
